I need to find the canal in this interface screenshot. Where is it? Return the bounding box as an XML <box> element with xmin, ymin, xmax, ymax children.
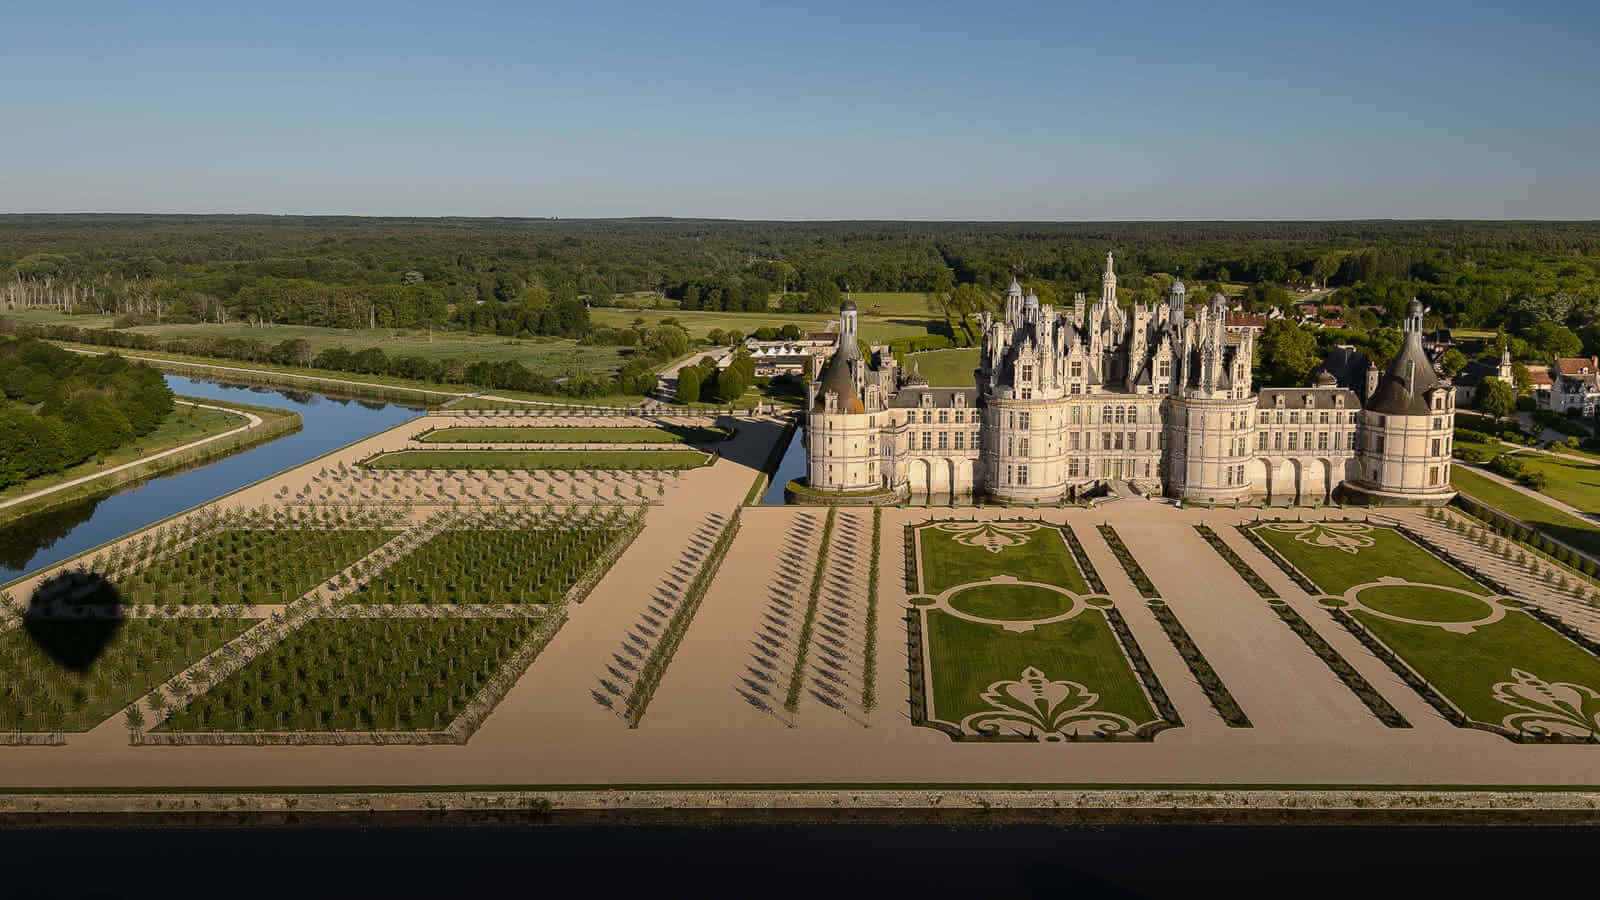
<box><xmin>0</xmin><ymin>375</ymin><xmax>424</xmax><ymax>584</ymax></box>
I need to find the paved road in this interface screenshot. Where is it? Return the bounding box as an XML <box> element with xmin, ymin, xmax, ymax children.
<box><xmin>0</xmin><ymin>401</ymin><xmax>262</xmax><ymax>513</ymax></box>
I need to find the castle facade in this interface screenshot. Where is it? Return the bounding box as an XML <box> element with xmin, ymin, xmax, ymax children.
<box><xmin>805</xmin><ymin>253</ymin><xmax>1456</xmax><ymax>505</ymax></box>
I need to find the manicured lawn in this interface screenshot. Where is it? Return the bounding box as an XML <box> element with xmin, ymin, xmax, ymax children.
<box><xmin>925</xmin><ymin>610</ymin><xmax>1157</xmax><ymax>729</ymax></box>
<box><xmin>418</xmin><ymin>425</ymin><xmax>731</xmax><ymax>444</ymax></box>
<box><xmin>1450</xmin><ymin>467</ymin><xmax>1600</xmax><ymax>557</ymax></box>
<box><xmin>0</xmin><ymin>618</ymin><xmax>252</xmax><ymax>731</ymax></box>
<box><xmin>588</xmin><ymin>307</ymin><xmax>933</xmax><ymax>343</ymax></box>
<box><xmin>917</xmin><ymin>524</ymin><xmax>1090</xmax><ymax>595</ymax></box>
<box><xmin>361</xmin><ymin>449</ymin><xmax>710</xmax><ymax>470</ymax></box>
<box><xmin>947</xmin><ymin>584</ymin><xmax>1076</xmax><ymax>621</ymax></box>
<box><xmin>1354</xmin><ymin>609</ymin><xmax>1600</xmax><ymax>733</ymax></box>
<box><xmin>1506</xmin><ymin>452</ymin><xmax>1600</xmax><ymax>513</ymax></box>
<box><xmin>1356</xmin><ymin>584</ymin><xmax>1495</xmax><ymax>623</ymax></box>
<box><xmin>0</xmin><ymin>399</ymin><xmax>248</xmax><ymax>503</ymax></box>
<box><xmin>904</xmin><ymin>349</ymin><xmax>979</xmax><ymax>387</ymax></box>
<box><xmin>1253</xmin><ymin>524</ymin><xmax>1486</xmax><ymax>595</ymax></box>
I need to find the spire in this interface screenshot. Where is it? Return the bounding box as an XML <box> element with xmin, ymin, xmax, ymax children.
<box><xmin>1101</xmin><ymin>250</ymin><xmax>1117</xmax><ymax>305</ymax></box>
<box><xmin>1103</xmin><ymin>251</ymin><xmax>1115</xmax><ymax>280</ymax></box>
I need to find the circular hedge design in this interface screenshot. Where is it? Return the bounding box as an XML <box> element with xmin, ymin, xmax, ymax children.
<box><xmin>1355</xmin><ymin>584</ymin><xmax>1495</xmax><ymax>624</ymax></box>
<box><xmin>947</xmin><ymin>584</ymin><xmax>1076</xmax><ymax>621</ymax></box>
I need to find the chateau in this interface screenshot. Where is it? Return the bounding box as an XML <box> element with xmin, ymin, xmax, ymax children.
<box><xmin>805</xmin><ymin>253</ymin><xmax>1456</xmax><ymax>505</ymax></box>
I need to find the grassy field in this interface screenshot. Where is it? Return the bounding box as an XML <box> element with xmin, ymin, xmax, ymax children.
<box><xmin>589</xmin><ymin>307</ymin><xmax>935</xmax><ymax>343</ymax></box>
<box><xmin>361</xmin><ymin>449</ymin><xmax>711</xmax><ymax>470</ymax></box>
<box><xmin>118</xmin><ymin>322</ymin><xmax>631</xmax><ymax>378</ymax></box>
<box><xmin>918</xmin><ymin>525</ymin><xmax>1089</xmax><ymax>595</ymax></box>
<box><xmin>1449</xmin><ymin>467</ymin><xmax>1600</xmax><ymax>556</ymax></box>
<box><xmin>904</xmin><ymin>349</ymin><xmax>980</xmax><ymax>387</ymax></box>
<box><xmin>1505</xmin><ymin>451</ymin><xmax>1600</xmax><ymax>513</ymax></box>
<box><xmin>417</xmin><ymin>425</ymin><xmax>731</xmax><ymax>444</ymax></box>
<box><xmin>0</xmin><ymin>399</ymin><xmax>248</xmax><ymax>504</ymax></box>
<box><xmin>1355</xmin><ymin>584</ymin><xmax>1495</xmax><ymax>623</ymax></box>
<box><xmin>1253</xmin><ymin>523</ymin><xmax>1487</xmax><ymax>596</ymax></box>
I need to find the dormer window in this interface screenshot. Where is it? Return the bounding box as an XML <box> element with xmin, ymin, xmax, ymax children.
<box><xmin>1021</xmin><ymin>365</ymin><xmax>1033</xmax><ymax>384</ymax></box>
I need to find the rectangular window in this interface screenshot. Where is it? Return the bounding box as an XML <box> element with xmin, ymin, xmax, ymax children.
<box><xmin>1070</xmin><ymin>433</ymin><xmax>1080</xmax><ymax>450</ymax></box>
<box><xmin>1275</xmin><ymin>410</ymin><xmax>1284</xmax><ymax>424</ymax></box>
<box><xmin>1347</xmin><ymin>432</ymin><xmax>1357</xmax><ymax>450</ymax></box>
<box><xmin>1021</xmin><ymin>365</ymin><xmax>1033</xmax><ymax>384</ymax></box>
<box><xmin>921</xmin><ymin>410</ymin><xmax>931</xmax><ymax>424</ymax></box>
<box><xmin>1318</xmin><ymin>432</ymin><xmax>1328</xmax><ymax>450</ymax></box>
<box><xmin>938</xmin><ymin>409</ymin><xmax>948</xmax><ymax>424</ymax></box>
<box><xmin>1021</xmin><ymin>387</ymin><xmax>1032</xmax><ymax>400</ymax></box>
<box><xmin>1303</xmin><ymin>431</ymin><xmax>1311</xmax><ymax>450</ymax></box>
<box><xmin>1019</xmin><ymin>438</ymin><xmax>1029</xmax><ymax>456</ymax></box>
<box><xmin>1071</xmin><ymin>361</ymin><xmax>1083</xmax><ymax>378</ymax></box>
<box><xmin>1144</xmin><ymin>432</ymin><xmax>1151</xmax><ymax>451</ymax></box>
<box><xmin>1017</xmin><ymin>465</ymin><xmax>1029</xmax><ymax>485</ymax></box>
<box><xmin>1069</xmin><ymin>458</ymin><xmax>1080</xmax><ymax>477</ymax></box>
<box><xmin>1019</xmin><ymin>412</ymin><xmax>1031</xmax><ymax>429</ymax></box>
<box><xmin>1159</xmin><ymin>359</ymin><xmax>1170</xmax><ymax>377</ymax></box>
<box><xmin>1432</xmin><ymin>417</ymin><xmax>1442</xmax><ymax>431</ymax></box>
<box><xmin>1259</xmin><ymin>412</ymin><xmax>1269</xmax><ymax>425</ymax></box>
<box><xmin>1275</xmin><ymin>432</ymin><xmax>1283</xmax><ymax>450</ymax></box>
<box><xmin>1229</xmin><ymin>412</ymin><xmax>1237</xmax><ymax>430</ymax></box>
<box><xmin>1319</xmin><ymin>411</ymin><xmax>1330</xmax><ymax>424</ymax></box>
<box><xmin>1103</xmin><ymin>433</ymin><xmax>1112</xmax><ymax>450</ymax></box>
<box><xmin>1257</xmin><ymin>432</ymin><xmax>1267</xmax><ymax>450</ymax></box>
<box><xmin>954</xmin><ymin>432</ymin><xmax>964</xmax><ymax>450</ymax></box>
<box><xmin>1126</xmin><ymin>432</ymin><xmax>1135</xmax><ymax>450</ymax></box>
<box><xmin>1349</xmin><ymin>412</ymin><xmax>1358</xmax><ymax>424</ymax></box>
<box><xmin>1431</xmin><ymin>438</ymin><xmax>1441</xmax><ymax>456</ymax></box>
<box><xmin>1429</xmin><ymin>466</ymin><xmax>1439</xmax><ymax>485</ymax></box>
<box><xmin>1071</xmin><ymin>405</ymin><xmax>1082</xmax><ymax>424</ymax></box>
<box><xmin>938</xmin><ymin>432</ymin><xmax>948</xmax><ymax>450</ymax></box>
<box><xmin>954</xmin><ymin>409</ymin><xmax>965</xmax><ymax>424</ymax></box>
<box><xmin>972</xmin><ymin>430</ymin><xmax>981</xmax><ymax>448</ymax></box>
<box><xmin>1289</xmin><ymin>410</ymin><xmax>1300</xmax><ymax>425</ymax></box>
<box><xmin>1375</xmin><ymin>436</ymin><xmax>1385</xmax><ymax>454</ymax></box>
<box><xmin>921</xmin><ymin>432</ymin><xmax>931</xmax><ymax>451</ymax></box>
<box><xmin>1071</xmin><ymin>383</ymin><xmax>1081</xmax><ymax>395</ymax></box>
<box><xmin>1114</xmin><ymin>432</ymin><xmax>1124</xmax><ymax>450</ymax></box>
<box><xmin>1288</xmin><ymin>433</ymin><xmax>1298</xmax><ymax>451</ymax></box>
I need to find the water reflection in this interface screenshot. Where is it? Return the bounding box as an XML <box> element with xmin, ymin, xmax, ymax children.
<box><xmin>0</xmin><ymin>375</ymin><xmax>424</xmax><ymax>584</ymax></box>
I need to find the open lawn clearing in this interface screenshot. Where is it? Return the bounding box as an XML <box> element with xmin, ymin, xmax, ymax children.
<box><xmin>159</xmin><ymin>617</ymin><xmax>543</xmax><ymax>733</ymax></box>
<box><xmin>360</xmin><ymin>449</ymin><xmax>711</xmax><ymax>470</ymax></box>
<box><xmin>904</xmin><ymin>349</ymin><xmax>979</xmax><ymax>387</ymax></box>
<box><xmin>1505</xmin><ymin>452</ymin><xmax>1600</xmax><ymax>513</ymax></box>
<box><xmin>417</xmin><ymin>425</ymin><xmax>731</xmax><ymax>444</ymax></box>
<box><xmin>0</xmin><ymin>618</ymin><xmax>252</xmax><ymax>732</ymax></box>
<box><xmin>917</xmin><ymin>521</ymin><xmax>1090</xmax><ymax>595</ymax></box>
<box><xmin>589</xmin><ymin>307</ymin><xmax>933</xmax><ymax>343</ymax></box>
<box><xmin>120</xmin><ymin>322</ymin><xmax>632</xmax><ymax>378</ymax></box>
<box><xmin>1450</xmin><ymin>467</ymin><xmax>1600</xmax><ymax>557</ymax></box>
<box><xmin>1252</xmin><ymin>521</ymin><xmax>1487</xmax><ymax>596</ymax></box>
<box><xmin>0</xmin><ymin>399</ymin><xmax>248</xmax><ymax>504</ymax></box>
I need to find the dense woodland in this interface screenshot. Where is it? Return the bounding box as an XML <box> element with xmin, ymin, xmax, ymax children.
<box><xmin>2</xmin><ymin>216</ymin><xmax>1598</xmax><ymax>394</ymax></box>
<box><xmin>0</xmin><ymin>338</ymin><xmax>176</xmax><ymax>488</ymax></box>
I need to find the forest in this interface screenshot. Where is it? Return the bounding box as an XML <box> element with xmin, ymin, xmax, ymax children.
<box><xmin>0</xmin><ymin>338</ymin><xmax>176</xmax><ymax>488</ymax></box>
<box><xmin>2</xmin><ymin>216</ymin><xmax>1598</xmax><ymax>394</ymax></box>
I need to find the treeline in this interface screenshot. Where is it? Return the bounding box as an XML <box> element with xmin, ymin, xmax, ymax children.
<box><xmin>0</xmin><ymin>338</ymin><xmax>175</xmax><ymax>488</ymax></box>
<box><xmin>4</xmin><ymin>322</ymin><xmax>664</xmax><ymax>400</ymax></box>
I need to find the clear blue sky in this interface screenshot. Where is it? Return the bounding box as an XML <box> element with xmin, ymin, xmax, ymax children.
<box><xmin>2</xmin><ymin>1</ymin><xmax>1595</xmax><ymax>219</ymax></box>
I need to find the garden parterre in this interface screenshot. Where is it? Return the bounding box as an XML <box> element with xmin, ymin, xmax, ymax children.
<box><xmin>907</xmin><ymin>519</ymin><xmax>1173</xmax><ymax>740</ymax></box>
<box><xmin>1250</xmin><ymin>520</ymin><xmax>1600</xmax><ymax>740</ymax></box>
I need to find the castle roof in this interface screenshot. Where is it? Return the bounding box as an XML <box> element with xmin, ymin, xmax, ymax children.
<box><xmin>889</xmin><ymin>387</ymin><xmax>979</xmax><ymax>408</ymax></box>
<box><xmin>1367</xmin><ymin>329</ymin><xmax>1443</xmax><ymax>416</ymax></box>
<box><xmin>812</xmin><ymin>341</ymin><xmax>864</xmax><ymax>414</ymax></box>
<box><xmin>1256</xmin><ymin>386</ymin><xmax>1360</xmax><ymax>408</ymax></box>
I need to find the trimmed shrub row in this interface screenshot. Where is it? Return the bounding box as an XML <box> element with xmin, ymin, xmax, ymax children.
<box><xmin>862</xmin><ymin>508</ymin><xmax>881</xmax><ymax>712</ymax></box>
<box><xmin>785</xmin><ymin>507</ymin><xmax>838</xmax><ymax>713</ymax></box>
<box><xmin>1448</xmin><ymin>495</ymin><xmax>1600</xmax><ymax>578</ymax></box>
<box><xmin>624</xmin><ymin>509</ymin><xmax>743</xmax><ymax>726</ymax></box>
<box><xmin>1060</xmin><ymin>525</ymin><xmax>1106</xmax><ymax>594</ymax></box>
<box><xmin>1096</xmin><ymin>525</ymin><xmax>1159</xmax><ymax>599</ymax></box>
<box><xmin>1236</xmin><ymin>524</ymin><xmax>1322</xmax><ymax>595</ymax></box>
<box><xmin>1193</xmin><ymin>525</ymin><xmax>1278</xmax><ymax>598</ymax></box>
<box><xmin>1145</xmin><ymin>601</ymin><xmax>1252</xmax><ymax>728</ymax></box>
<box><xmin>1269</xmin><ymin>603</ymin><xmax>1410</xmax><ymax>728</ymax></box>
<box><xmin>1101</xmin><ymin>606</ymin><xmax>1183</xmax><ymax>737</ymax></box>
<box><xmin>903</xmin><ymin>523</ymin><xmax>918</xmax><ymax>593</ymax></box>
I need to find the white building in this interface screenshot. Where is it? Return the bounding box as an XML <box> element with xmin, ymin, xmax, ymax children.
<box><xmin>804</xmin><ymin>252</ymin><xmax>1455</xmax><ymax>505</ymax></box>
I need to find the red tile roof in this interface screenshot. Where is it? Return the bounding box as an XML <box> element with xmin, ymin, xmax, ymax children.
<box><xmin>1556</xmin><ymin>356</ymin><xmax>1598</xmax><ymax>376</ymax></box>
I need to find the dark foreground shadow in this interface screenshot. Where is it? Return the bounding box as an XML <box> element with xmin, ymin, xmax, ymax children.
<box><xmin>24</xmin><ymin>570</ymin><xmax>124</xmax><ymax>672</ymax></box>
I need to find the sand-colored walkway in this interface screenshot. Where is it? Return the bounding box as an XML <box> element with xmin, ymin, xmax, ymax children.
<box><xmin>5</xmin><ymin>420</ymin><xmax>1600</xmax><ymax>788</ymax></box>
